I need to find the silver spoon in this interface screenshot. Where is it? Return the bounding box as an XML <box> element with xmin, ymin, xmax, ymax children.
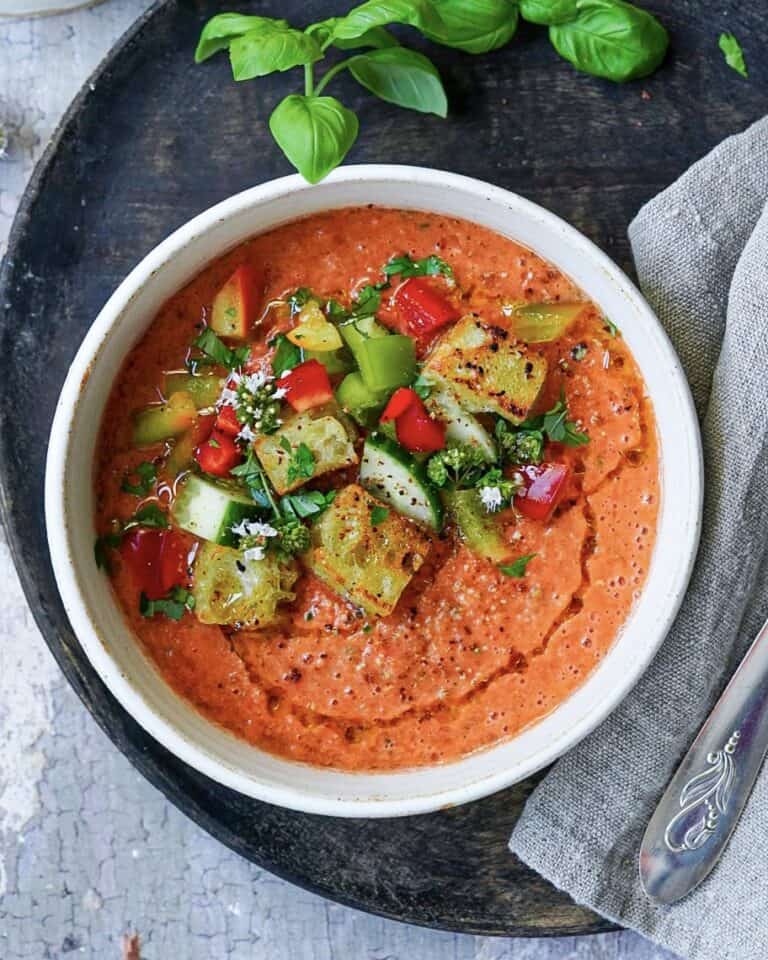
<box><xmin>640</xmin><ymin>616</ymin><xmax>768</xmax><ymax>904</ymax></box>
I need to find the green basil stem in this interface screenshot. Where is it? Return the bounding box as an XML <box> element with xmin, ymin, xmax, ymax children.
<box><xmin>304</xmin><ymin>62</ymin><xmax>315</xmax><ymax>96</ymax></box>
<box><xmin>314</xmin><ymin>57</ymin><xmax>357</xmax><ymax>96</ymax></box>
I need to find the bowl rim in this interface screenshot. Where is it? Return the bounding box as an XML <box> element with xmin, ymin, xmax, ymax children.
<box><xmin>45</xmin><ymin>164</ymin><xmax>704</xmax><ymax>817</ymax></box>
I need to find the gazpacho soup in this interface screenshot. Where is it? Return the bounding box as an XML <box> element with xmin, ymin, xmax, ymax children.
<box><xmin>95</xmin><ymin>207</ymin><xmax>658</xmax><ymax>772</ymax></box>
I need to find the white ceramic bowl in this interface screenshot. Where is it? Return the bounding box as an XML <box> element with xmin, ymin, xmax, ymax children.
<box><xmin>45</xmin><ymin>165</ymin><xmax>703</xmax><ymax>817</ymax></box>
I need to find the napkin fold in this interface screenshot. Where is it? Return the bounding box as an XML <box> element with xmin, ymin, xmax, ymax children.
<box><xmin>510</xmin><ymin>115</ymin><xmax>768</xmax><ymax>960</ymax></box>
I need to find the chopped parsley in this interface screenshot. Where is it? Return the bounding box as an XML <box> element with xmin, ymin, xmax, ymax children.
<box><xmin>281</xmin><ymin>438</ymin><xmax>315</xmax><ymax>484</ymax></box>
<box><xmin>127</xmin><ymin>503</ymin><xmax>169</xmax><ymax>530</ymax></box>
<box><xmin>603</xmin><ymin>317</ymin><xmax>620</xmax><ymax>338</ymax></box>
<box><xmin>140</xmin><ymin>586</ymin><xmax>196</xmax><ymax>621</ymax></box>
<box><xmin>348</xmin><ymin>283</ymin><xmax>386</xmax><ymax>320</ymax></box>
<box><xmin>370</xmin><ymin>505</ymin><xmax>389</xmax><ymax>526</ymax></box>
<box><xmin>121</xmin><ymin>461</ymin><xmax>156</xmax><ymax>497</ymax></box>
<box><xmin>521</xmin><ymin>394</ymin><xmax>589</xmax><ymax>448</ymax></box>
<box><xmin>499</xmin><ymin>554</ymin><xmax>537</xmax><ymax>578</ymax></box>
<box><xmin>383</xmin><ymin>253</ymin><xmax>454</xmax><ymax>281</ymax></box>
<box><xmin>94</xmin><ymin>530</ymin><xmax>123</xmax><ymax>571</ymax></box>
<box><xmin>191</xmin><ymin>328</ymin><xmax>250</xmax><ymax>370</ymax></box>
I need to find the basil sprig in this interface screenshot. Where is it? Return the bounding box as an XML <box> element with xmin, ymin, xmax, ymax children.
<box><xmin>197</xmin><ymin>0</ymin><xmax>669</xmax><ymax>183</ymax></box>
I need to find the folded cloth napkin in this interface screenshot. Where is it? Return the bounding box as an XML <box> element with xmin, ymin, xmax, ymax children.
<box><xmin>510</xmin><ymin>114</ymin><xmax>768</xmax><ymax>960</ymax></box>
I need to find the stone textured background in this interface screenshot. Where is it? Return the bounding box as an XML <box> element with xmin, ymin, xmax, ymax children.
<box><xmin>0</xmin><ymin>2</ymin><xmax>680</xmax><ymax>957</ymax></box>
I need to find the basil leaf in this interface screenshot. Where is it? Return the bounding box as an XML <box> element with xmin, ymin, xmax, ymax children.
<box><xmin>140</xmin><ymin>587</ymin><xmax>195</xmax><ymax>622</ymax></box>
<box><xmin>549</xmin><ymin>0</ymin><xmax>669</xmax><ymax>83</ymax></box>
<box><xmin>310</xmin><ymin>17</ymin><xmax>399</xmax><ymax>50</ymax></box>
<box><xmin>329</xmin><ymin>0</ymin><xmax>444</xmax><ymax>43</ymax></box>
<box><xmin>718</xmin><ymin>32</ymin><xmax>748</xmax><ymax>78</ymax></box>
<box><xmin>230</xmin><ymin>23</ymin><xmax>323</xmax><ymax>81</ymax></box>
<box><xmin>349</xmin><ymin>47</ymin><xmax>448</xmax><ymax>117</ymax></box>
<box><xmin>271</xmin><ymin>334</ymin><xmax>304</xmax><ymax>377</ymax></box>
<box><xmin>195</xmin><ymin>14</ymin><xmax>288</xmax><ymax>63</ymax></box>
<box><xmin>192</xmin><ymin>328</ymin><xmax>250</xmax><ymax>369</ymax></box>
<box><xmin>499</xmin><ymin>554</ymin><xmax>537</xmax><ymax>578</ymax></box>
<box><xmin>520</xmin><ymin>0</ymin><xmax>577</xmax><ymax>25</ymax></box>
<box><xmin>269</xmin><ymin>95</ymin><xmax>359</xmax><ymax>184</ymax></box>
<box><xmin>424</xmin><ymin>0</ymin><xmax>519</xmax><ymax>54</ymax></box>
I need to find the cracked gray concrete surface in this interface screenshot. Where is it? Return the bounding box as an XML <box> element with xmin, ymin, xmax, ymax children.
<box><xmin>0</xmin><ymin>4</ymin><xmax>682</xmax><ymax>957</ymax></box>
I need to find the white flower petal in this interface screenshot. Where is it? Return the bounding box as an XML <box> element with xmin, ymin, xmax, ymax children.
<box><xmin>478</xmin><ymin>486</ymin><xmax>503</xmax><ymax>512</ymax></box>
<box><xmin>243</xmin><ymin>546</ymin><xmax>266</xmax><ymax>562</ymax></box>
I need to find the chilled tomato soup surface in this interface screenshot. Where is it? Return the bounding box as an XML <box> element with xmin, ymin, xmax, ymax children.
<box><xmin>95</xmin><ymin>206</ymin><xmax>659</xmax><ymax>771</ymax></box>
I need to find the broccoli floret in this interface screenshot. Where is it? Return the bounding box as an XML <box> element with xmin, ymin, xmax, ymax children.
<box><xmin>426</xmin><ymin>444</ymin><xmax>488</xmax><ymax>488</ymax></box>
<box><xmin>494</xmin><ymin>421</ymin><xmax>544</xmax><ymax>466</ymax></box>
<box><xmin>274</xmin><ymin>518</ymin><xmax>311</xmax><ymax>559</ymax></box>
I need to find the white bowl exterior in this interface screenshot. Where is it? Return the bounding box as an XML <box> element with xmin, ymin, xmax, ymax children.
<box><xmin>45</xmin><ymin>166</ymin><xmax>702</xmax><ymax>817</ymax></box>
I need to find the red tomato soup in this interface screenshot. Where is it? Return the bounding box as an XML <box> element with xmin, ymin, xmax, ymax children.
<box><xmin>94</xmin><ymin>207</ymin><xmax>659</xmax><ymax>771</ymax></box>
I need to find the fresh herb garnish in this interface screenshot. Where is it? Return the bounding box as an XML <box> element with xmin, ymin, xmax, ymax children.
<box><xmin>126</xmin><ymin>503</ymin><xmax>169</xmax><ymax>531</ymax></box>
<box><xmin>370</xmin><ymin>504</ymin><xmax>389</xmax><ymax>525</ymax></box>
<box><xmin>235</xmin><ymin>371</ymin><xmax>284</xmax><ymax>435</ymax></box>
<box><xmin>271</xmin><ymin>333</ymin><xmax>304</xmax><ymax>377</ymax></box>
<box><xmin>288</xmin><ymin>287</ymin><xmax>315</xmax><ymax>314</ymax></box>
<box><xmin>525</xmin><ymin>394</ymin><xmax>589</xmax><ymax>448</ymax></box>
<box><xmin>196</xmin><ymin>2</ymin><xmax>668</xmax><ymax>184</ymax></box>
<box><xmin>570</xmin><ymin>343</ymin><xmax>588</xmax><ymax>362</ymax></box>
<box><xmin>499</xmin><ymin>554</ymin><xmax>537</xmax><ymax>578</ymax></box>
<box><xmin>281</xmin><ymin>437</ymin><xmax>316</xmax><ymax>484</ymax></box>
<box><xmin>94</xmin><ymin>531</ymin><xmax>123</xmax><ymax>571</ymax></box>
<box><xmin>383</xmin><ymin>253</ymin><xmax>454</xmax><ymax>280</ymax></box>
<box><xmin>280</xmin><ymin>488</ymin><xmax>337</xmax><ymax>520</ymax></box>
<box><xmin>603</xmin><ymin>317</ymin><xmax>620</xmax><ymax>337</ymax></box>
<box><xmin>719</xmin><ymin>32</ymin><xmax>747</xmax><ymax>78</ymax></box>
<box><xmin>349</xmin><ymin>282</ymin><xmax>387</xmax><ymax>320</ymax></box>
<box><xmin>495</xmin><ymin>421</ymin><xmax>545</xmax><ymax>466</ymax></box>
<box><xmin>426</xmin><ymin>444</ymin><xmax>488</xmax><ymax>489</ymax></box>
<box><xmin>121</xmin><ymin>461</ymin><xmax>157</xmax><ymax>497</ymax></box>
<box><xmin>140</xmin><ymin>586</ymin><xmax>196</xmax><ymax>621</ymax></box>
<box><xmin>192</xmin><ymin>328</ymin><xmax>250</xmax><ymax>370</ymax></box>
<box><xmin>475</xmin><ymin>468</ymin><xmax>523</xmax><ymax>510</ymax></box>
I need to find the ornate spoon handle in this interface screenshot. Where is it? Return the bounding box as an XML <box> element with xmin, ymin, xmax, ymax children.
<box><xmin>640</xmin><ymin>616</ymin><xmax>768</xmax><ymax>904</ymax></box>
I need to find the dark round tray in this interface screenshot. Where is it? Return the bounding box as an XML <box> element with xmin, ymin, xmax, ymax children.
<box><xmin>1</xmin><ymin>0</ymin><xmax>763</xmax><ymax>937</ymax></box>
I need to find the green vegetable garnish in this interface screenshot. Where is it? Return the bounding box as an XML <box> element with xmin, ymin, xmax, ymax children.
<box><xmin>281</xmin><ymin>437</ymin><xmax>316</xmax><ymax>484</ymax></box>
<box><xmin>191</xmin><ymin>328</ymin><xmax>250</xmax><ymax>370</ymax></box>
<box><xmin>383</xmin><ymin>253</ymin><xmax>454</xmax><ymax>280</ymax></box>
<box><xmin>196</xmin><ymin>0</ymin><xmax>668</xmax><ymax>184</ymax></box>
<box><xmin>499</xmin><ymin>554</ymin><xmax>537</xmax><ymax>578</ymax></box>
<box><xmin>235</xmin><ymin>372</ymin><xmax>284</xmax><ymax>436</ymax></box>
<box><xmin>370</xmin><ymin>504</ymin><xmax>390</xmax><ymax>525</ymax></box>
<box><xmin>603</xmin><ymin>317</ymin><xmax>620</xmax><ymax>337</ymax></box>
<box><xmin>426</xmin><ymin>443</ymin><xmax>488</xmax><ymax>488</ymax></box>
<box><xmin>280</xmin><ymin>489</ymin><xmax>337</xmax><ymax>520</ymax></box>
<box><xmin>94</xmin><ymin>504</ymin><xmax>169</xmax><ymax>572</ymax></box>
<box><xmin>271</xmin><ymin>333</ymin><xmax>304</xmax><ymax>376</ymax></box>
<box><xmin>718</xmin><ymin>32</ymin><xmax>747</xmax><ymax>78</ymax></box>
<box><xmin>140</xmin><ymin>587</ymin><xmax>196</xmax><ymax>621</ymax></box>
<box><xmin>121</xmin><ymin>461</ymin><xmax>157</xmax><ymax>497</ymax></box>
<box><xmin>495</xmin><ymin>421</ymin><xmax>544</xmax><ymax>465</ymax></box>
<box><xmin>525</xmin><ymin>394</ymin><xmax>589</xmax><ymax>448</ymax></box>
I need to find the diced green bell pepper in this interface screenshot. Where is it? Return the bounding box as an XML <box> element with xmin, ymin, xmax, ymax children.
<box><xmin>164</xmin><ymin>372</ymin><xmax>223</xmax><ymax>409</ymax></box>
<box><xmin>357</xmin><ymin>335</ymin><xmax>417</xmax><ymax>393</ymax></box>
<box><xmin>505</xmin><ymin>302</ymin><xmax>585</xmax><ymax>343</ymax></box>
<box><xmin>132</xmin><ymin>391</ymin><xmax>197</xmax><ymax>447</ymax></box>
<box><xmin>304</xmin><ymin>346</ymin><xmax>355</xmax><ymax>375</ymax></box>
<box><xmin>336</xmin><ymin>372</ymin><xmax>387</xmax><ymax>427</ymax></box>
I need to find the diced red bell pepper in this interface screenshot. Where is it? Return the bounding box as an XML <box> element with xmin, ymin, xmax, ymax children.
<box><xmin>380</xmin><ymin>387</ymin><xmax>419</xmax><ymax>422</ymax></box>
<box><xmin>393</xmin><ymin>278</ymin><xmax>460</xmax><ymax>342</ymax></box>
<box><xmin>395</xmin><ymin>397</ymin><xmax>446</xmax><ymax>454</ymax></box>
<box><xmin>211</xmin><ymin>264</ymin><xmax>264</xmax><ymax>340</ymax></box>
<box><xmin>195</xmin><ymin>428</ymin><xmax>242</xmax><ymax>476</ymax></box>
<box><xmin>515</xmin><ymin>463</ymin><xmax>570</xmax><ymax>522</ymax></box>
<box><xmin>277</xmin><ymin>359</ymin><xmax>333</xmax><ymax>412</ymax></box>
<box><xmin>214</xmin><ymin>403</ymin><xmax>240</xmax><ymax>437</ymax></box>
<box><xmin>120</xmin><ymin>528</ymin><xmax>189</xmax><ymax>600</ymax></box>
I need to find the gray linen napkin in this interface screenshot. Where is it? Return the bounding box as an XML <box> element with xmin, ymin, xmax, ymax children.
<box><xmin>510</xmin><ymin>114</ymin><xmax>768</xmax><ymax>960</ymax></box>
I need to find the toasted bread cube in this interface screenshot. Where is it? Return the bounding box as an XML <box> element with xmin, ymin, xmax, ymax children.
<box><xmin>305</xmin><ymin>484</ymin><xmax>431</xmax><ymax>617</ymax></box>
<box><xmin>424</xmin><ymin>314</ymin><xmax>547</xmax><ymax>424</ymax></box>
<box><xmin>193</xmin><ymin>543</ymin><xmax>298</xmax><ymax>628</ymax></box>
<box><xmin>255</xmin><ymin>413</ymin><xmax>357</xmax><ymax>495</ymax></box>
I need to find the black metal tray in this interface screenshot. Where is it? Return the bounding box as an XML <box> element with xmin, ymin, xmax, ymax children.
<box><xmin>1</xmin><ymin>0</ymin><xmax>762</xmax><ymax>935</ymax></box>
